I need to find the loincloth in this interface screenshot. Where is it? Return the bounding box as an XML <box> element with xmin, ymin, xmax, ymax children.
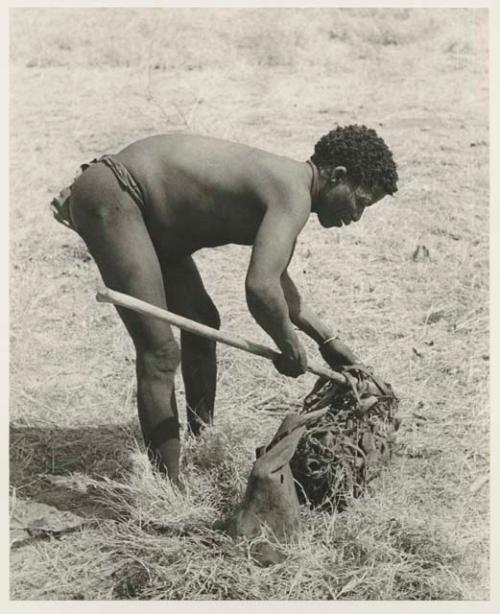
<box><xmin>50</xmin><ymin>155</ymin><xmax>145</xmax><ymax>231</ymax></box>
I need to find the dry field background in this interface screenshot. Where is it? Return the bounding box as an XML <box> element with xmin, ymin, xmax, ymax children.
<box><xmin>9</xmin><ymin>7</ymin><xmax>489</xmax><ymax>601</ymax></box>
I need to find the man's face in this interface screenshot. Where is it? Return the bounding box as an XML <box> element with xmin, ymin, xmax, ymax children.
<box><xmin>316</xmin><ymin>177</ymin><xmax>386</xmax><ymax>228</ymax></box>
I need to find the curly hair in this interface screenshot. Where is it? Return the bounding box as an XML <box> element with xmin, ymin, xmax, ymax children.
<box><xmin>311</xmin><ymin>125</ymin><xmax>398</xmax><ymax>195</ymax></box>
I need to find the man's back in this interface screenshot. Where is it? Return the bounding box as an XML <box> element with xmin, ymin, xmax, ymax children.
<box><xmin>114</xmin><ymin>133</ymin><xmax>311</xmax><ymax>260</ymax></box>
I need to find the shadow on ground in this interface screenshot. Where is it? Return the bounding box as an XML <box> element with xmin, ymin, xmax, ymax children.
<box><xmin>10</xmin><ymin>421</ymin><xmax>141</xmax><ymax>520</ymax></box>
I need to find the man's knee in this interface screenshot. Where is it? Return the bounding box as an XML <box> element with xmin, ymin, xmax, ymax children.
<box><xmin>137</xmin><ymin>342</ymin><xmax>181</xmax><ymax>378</ymax></box>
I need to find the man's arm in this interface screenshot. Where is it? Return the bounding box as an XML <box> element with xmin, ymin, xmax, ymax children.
<box><xmin>280</xmin><ymin>270</ymin><xmax>332</xmax><ymax>344</ymax></box>
<box><xmin>281</xmin><ymin>271</ymin><xmax>359</xmax><ymax>367</ymax></box>
<box><xmin>245</xmin><ymin>205</ymin><xmax>309</xmax><ymax>376</ymax></box>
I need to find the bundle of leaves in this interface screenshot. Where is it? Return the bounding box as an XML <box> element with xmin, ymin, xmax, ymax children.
<box><xmin>290</xmin><ymin>367</ymin><xmax>400</xmax><ymax>512</ymax></box>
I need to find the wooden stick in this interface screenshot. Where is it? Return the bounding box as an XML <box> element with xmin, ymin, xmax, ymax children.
<box><xmin>96</xmin><ymin>286</ymin><xmax>347</xmax><ymax>385</ymax></box>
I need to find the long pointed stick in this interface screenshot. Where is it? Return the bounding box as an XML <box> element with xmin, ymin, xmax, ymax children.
<box><xmin>96</xmin><ymin>286</ymin><xmax>347</xmax><ymax>384</ymax></box>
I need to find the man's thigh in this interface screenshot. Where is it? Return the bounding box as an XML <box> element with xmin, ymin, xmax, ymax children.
<box><xmin>71</xmin><ymin>163</ymin><xmax>176</xmax><ymax>352</ymax></box>
<box><xmin>161</xmin><ymin>257</ymin><xmax>216</xmax><ymax>321</ymax></box>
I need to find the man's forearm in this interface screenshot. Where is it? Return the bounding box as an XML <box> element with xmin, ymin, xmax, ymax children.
<box><xmin>286</xmin><ymin>289</ymin><xmax>359</xmax><ymax>364</ymax></box>
<box><xmin>281</xmin><ymin>272</ymin><xmax>360</xmax><ymax>365</ymax></box>
<box><xmin>280</xmin><ymin>273</ymin><xmax>333</xmax><ymax>344</ymax></box>
<box><xmin>290</xmin><ymin>305</ymin><xmax>333</xmax><ymax>345</ymax></box>
<box><xmin>245</xmin><ymin>281</ymin><xmax>301</xmax><ymax>352</ymax></box>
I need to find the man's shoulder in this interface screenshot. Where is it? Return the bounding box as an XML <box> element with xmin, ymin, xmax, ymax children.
<box><xmin>250</xmin><ymin>154</ymin><xmax>311</xmax><ymax>212</ymax></box>
<box><xmin>180</xmin><ymin>134</ymin><xmax>310</xmax><ymax>206</ymax></box>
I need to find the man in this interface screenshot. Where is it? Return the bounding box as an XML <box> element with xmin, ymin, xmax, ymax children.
<box><xmin>51</xmin><ymin>124</ymin><xmax>398</xmax><ymax>486</ymax></box>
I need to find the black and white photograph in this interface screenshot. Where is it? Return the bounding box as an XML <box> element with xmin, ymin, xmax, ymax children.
<box><xmin>8</xmin><ymin>1</ymin><xmax>491</xmax><ymax>602</ymax></box>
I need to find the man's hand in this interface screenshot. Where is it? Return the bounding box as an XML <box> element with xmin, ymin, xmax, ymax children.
<box><xmin>273</xmin><ymin>339</ymin><xmax>308</xmax><ymax>377</ymax></box>
<box><xmin>319</xmin><ymin>337</ymin><xmax>359</xmax><ymax>369</ymax></box>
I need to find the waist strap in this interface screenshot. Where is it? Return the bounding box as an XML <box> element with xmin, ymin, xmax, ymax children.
<box><xmin>83</xmin><ymin>155</ymin><xmax>146</xmax><ymax>213</ymax></box>
<box><xmin>50</xmin><ymin>154</ymin><xmax>146</xmax><ymax>232</ymax></box>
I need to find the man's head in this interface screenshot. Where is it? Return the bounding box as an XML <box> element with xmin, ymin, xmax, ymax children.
<box><xmin>310</xmin><ymin>125</ymin><xmax>398</xmax><ymax>228</ymax></box>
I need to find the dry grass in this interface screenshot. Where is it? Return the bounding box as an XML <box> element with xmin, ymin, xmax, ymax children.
<box><xmin>10</xmin><ymin>7</ymin><xmax>489</xmax><ymax>600</ymax></box>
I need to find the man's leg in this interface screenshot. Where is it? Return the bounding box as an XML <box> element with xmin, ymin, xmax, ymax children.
<box><xmin>70</xmin><ymin>164</ymin><xmax>182</xmax><ymax>481</ymax></box>
<box><xmin>161</xmin><ymin>257</ymin><xmax>220</xmax><ymax>436</ymax></box>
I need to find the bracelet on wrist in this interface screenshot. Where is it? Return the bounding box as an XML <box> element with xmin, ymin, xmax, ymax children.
<box><xmin>320</xmin><ymin>335</ymin><xmax>339</xmax><ymax>347</ymax></box>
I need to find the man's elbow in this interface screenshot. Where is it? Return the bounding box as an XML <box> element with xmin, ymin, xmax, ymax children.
<box><xmin>245</xmin><ymin>276</ymin><xmax>277</xmax><ymax>312</ymax></box>
<box><xmin>246</xmin><ymin>277</ymin><xmax>268</xmax><ymax>304</ymax></box>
